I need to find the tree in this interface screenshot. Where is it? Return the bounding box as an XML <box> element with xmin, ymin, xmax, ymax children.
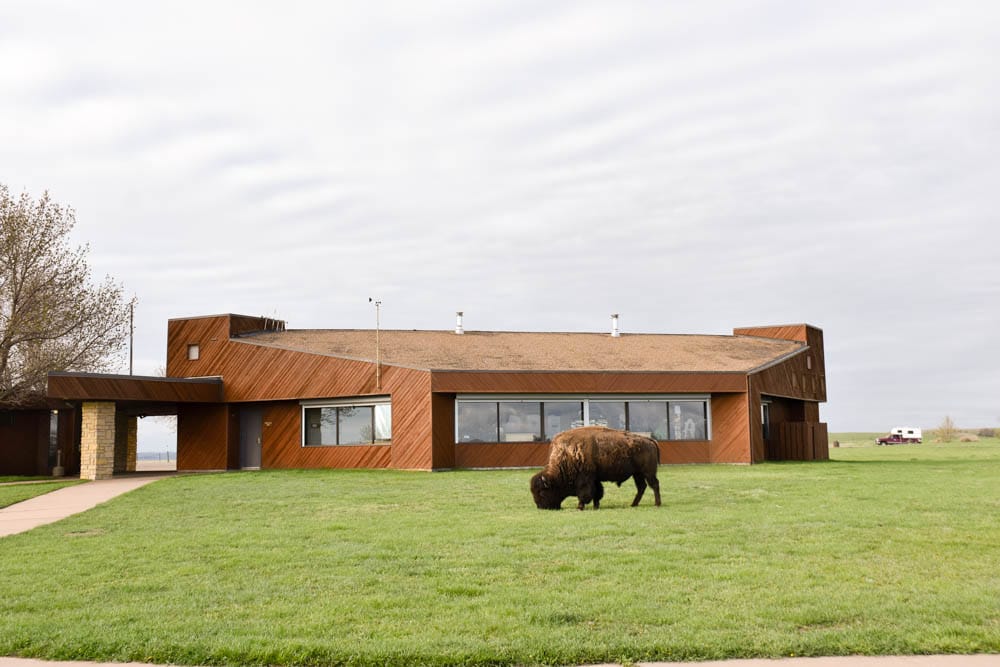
<box><xmin>936</xmin><ymin>415</ymin><xmax>957</xmax><ymax>443</ymax></box>
<box><xmin>0</xmin><ymin>185</ymin><xmax>134</xmax><ymax>406</ymax></box>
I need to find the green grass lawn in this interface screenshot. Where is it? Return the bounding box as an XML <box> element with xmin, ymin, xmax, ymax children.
<box><xmin>0</xmin><ymin>475</ymin><xmax>56</xmax><ymax>484</ymax></box>
<box><xmin>0</xmin><ymin>479</ymin><xmax>83</xmax><ymax>508</ymax></box>
<box><xmin>1</xmin><ymin>442</ymin><xmax>998</xmax><ymax>666</ymax></box>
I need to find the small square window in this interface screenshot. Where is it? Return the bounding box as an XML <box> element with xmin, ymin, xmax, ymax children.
<box><xmin>187</xmin><ymin>344</ymin><xmax>200</xmax><ymax>360</ymax></box>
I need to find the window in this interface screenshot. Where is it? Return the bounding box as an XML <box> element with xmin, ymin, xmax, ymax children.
<box><xmin>455</xmin><ymin>395</ymin><xmax>710</xmax><ymax>443</ymax></box>
<box><xmin>456</xmin><ymin>402</ymin><xmax>498</xmax><ymax>443</ymax></box>
<box><xmin>187</xmin><ymin>344</ymin><xmax>200</xmax><ymax>360</ymax></box>
<box><xmin>499</xmin><ymin>401</ymin><xmax>541</xmax><ymax>442</ymax></box>
<box><xmin>544</xmin><ymin>401</ymin><xmax>584</xmax><ymax>437</ymax></box>
<box><xmin>628</xmin><ymin>401</ymin><xmax>668</xmax><ymax>440</ymax></box>
<box><xmin>302</xmin><ymin>399</ymin><xmax>391</xmax><ymax>446</ymax></box>
<box><xmin>669</xmin><ymin>401</ymin><xmax>707</xmax><ymax>440</ymax></box>
<box><xmin>589</xmin><ymin>401</ymin><xmax>626</xmax><ymax>429</ymax></box>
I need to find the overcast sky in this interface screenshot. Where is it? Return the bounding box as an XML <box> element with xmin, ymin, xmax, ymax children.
<box><xmin>2</xmin><ymin>1</ymin><xmax>999</xmax><ymax>438</ymax></box>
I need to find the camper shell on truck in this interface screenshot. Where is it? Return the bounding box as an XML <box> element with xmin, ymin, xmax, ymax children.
<box><xmin>876</xmin><ymin>427</ymin><xmax>922</xmax><ymax>445</ymax></box>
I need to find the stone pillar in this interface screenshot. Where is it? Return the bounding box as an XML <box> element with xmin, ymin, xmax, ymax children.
<box><xmin>80</xmin><ymin>401</ymin><xmax>116</xmax><ymax>480</ymax></box>
<box><xmin>126</xmin><ymin>416</ymin><xmax>137</xmax><ymax>472</ymax></box>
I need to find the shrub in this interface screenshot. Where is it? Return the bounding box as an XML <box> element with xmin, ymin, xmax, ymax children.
<box><xmin>936</xmin><ymin>416</ymin><xmax>957</xmax><ymax>443</ymax></box>
<box><xmin>976</xmin><ymin>428</ymin><xmax>996</xmax><ymax>438</ymax></box>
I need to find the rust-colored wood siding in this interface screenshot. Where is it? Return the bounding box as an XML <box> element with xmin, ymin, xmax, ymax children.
<box><xmin>774</xmin><ymin>422</ymin><xmax>829</xmax><ymax>460</ymax></box>
<box><xmin>456</xmin><ymin>442</ymin><xmax>551</xmax><ymax>468</ymax></box>
<box><xmin>57</xmin><ymin>408</ymin><xmax>81</xmax><ymax>476</ymax></box>
<box><xmin>177</xmin><ymin>404</ymin><xmax>231</xmax><ymax>471</ymax></box>
<box><xmin>431</xmin><ymin>394</ymin><xmax>456</xmax><ymax>469</ymax></box>
<box><xmin>168</xmin><ymin>316</ymin><xmax>436</xmax><ymax>470</ymax></box>
<box><xmin>744</xmin><ymin>325</ymin><xmax>827</xmax><ymax>462</ymax></box>
<box><xmin>738</xmin><ymin>324</ymin><xmax>825</xmax><ymax>403</ymax></box>
<box><xmin>0</xmin><ymin>409</ymin><xmax>48</xmax><ymax>475</ymax></box>
<box><xmin>388</xmin><ymin>368</ymin><xmax>434</xmax><ymax>470</ymax></box>
<box><xmin>706</xmin><ymin>393</ymin><xmax>752</xmax><ymax>463</ymax></box>
<box><xmin>259</xmin><ymin>402</ymin><xmax>392</xmax><ymax>469</ymax></box>
<box><xmin>432</xmin><ymin>371</ymin><xmax>747</xmax><ymax>394</ymax></box>
<box><xmin>47</xmin><ymin>373</ymin><xmax>223</xmax><ymax>403</ymax></box>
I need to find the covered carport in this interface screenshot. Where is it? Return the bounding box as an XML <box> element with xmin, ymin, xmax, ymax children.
<box><xmin>46</xmin><ymin>372</ymin><xmax>223</xmax><ymax>480</ymax></box>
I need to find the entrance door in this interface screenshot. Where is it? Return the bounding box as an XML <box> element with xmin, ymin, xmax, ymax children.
<box><xmin>239</xmin><ymin>407</ymin><xmax>263</xmax><ymax>469</ymax></box>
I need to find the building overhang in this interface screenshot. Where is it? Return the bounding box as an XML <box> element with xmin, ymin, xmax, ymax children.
<box><xmin>47</xmin><ymin>372</ymin><xmax>224</xmax><ymax>404</ymax></box>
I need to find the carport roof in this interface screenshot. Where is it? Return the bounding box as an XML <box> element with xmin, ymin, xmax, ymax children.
<box><xmin>47</xmin><ymin>372</ymin><xmax>223</xmax><ymax>403</ymax></box>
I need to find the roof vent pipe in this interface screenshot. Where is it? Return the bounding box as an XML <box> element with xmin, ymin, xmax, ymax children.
<box><xmin>611</xmin><ymin>313</ymin><xmax>620</xmax><ymax>337</ymax></box>
<box><xmin>455</xmin><ymin>311</ymin><xmax>464</xmax><ymax>335</ymax></box>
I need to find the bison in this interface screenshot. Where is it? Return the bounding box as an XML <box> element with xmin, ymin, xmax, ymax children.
<box><xmin>530</xmin><ymin>426</ymin><xmax>661</xmax><ymax>510</ymax></box>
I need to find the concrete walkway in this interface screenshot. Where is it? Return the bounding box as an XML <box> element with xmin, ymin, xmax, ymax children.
<box><xmin>0</xmin><ymin>474</ymin><xmax>170</xmax><ymax>537</ymax></box>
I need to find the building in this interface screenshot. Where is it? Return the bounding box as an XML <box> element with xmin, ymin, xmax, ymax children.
<box><xmin>45</xmin><ymin>313</ymin><xmax>828</xmax><ymax>479</ymax></box>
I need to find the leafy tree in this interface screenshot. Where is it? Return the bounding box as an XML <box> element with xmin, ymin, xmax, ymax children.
<box><xmin>0</xmin><ymin>185</ymin><xmax>134</xmax><ymax>406</ymax></box>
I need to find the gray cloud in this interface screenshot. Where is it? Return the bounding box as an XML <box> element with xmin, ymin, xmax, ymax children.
<box><xmin>2</xmin><ymin>1</ymin><xmax>999</xmax><ymax>434</ymax></box>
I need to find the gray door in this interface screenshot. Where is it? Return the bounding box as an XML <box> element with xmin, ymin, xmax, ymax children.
<box><xmin>239</xmin><ymin>407</ymin><xmax>263</xmax><ymax>469</ymax></box>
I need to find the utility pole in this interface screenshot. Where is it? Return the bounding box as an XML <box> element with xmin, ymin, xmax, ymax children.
<box><xmin>369</xmin><ymin>298</ymin><xmax>381</xmax><ymax>391</ymax></box>
<box><xmin>129</xmin><ymin>300</ymin><xmax>134</xmax><ymax>375</ymax></box>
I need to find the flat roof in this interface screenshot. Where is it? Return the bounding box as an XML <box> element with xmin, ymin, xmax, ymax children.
<box><xmin>47</xmin><ymin>372</ymin><xmax>224</xmax><ymax>402</ymax></box>
<box><xmin>241</xmin><ymin>329</ymin><xmax>804</xmax><ymax>373</ymax></box>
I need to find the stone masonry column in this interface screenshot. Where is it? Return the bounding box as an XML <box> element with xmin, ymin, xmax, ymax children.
<box><xmin>81</xmin><ymin>401</ymin><xmax>116</xmax><ymax>480</ymax></box>
<box><xmin>126</xmin><ymin>416</ymin><xmax>137</xmax><ymax>472</ymax></box>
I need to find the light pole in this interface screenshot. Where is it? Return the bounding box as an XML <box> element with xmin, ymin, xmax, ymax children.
<box><xmin>129</xmin><ymin>299</ymin><xmax>134</xmax><ymax>375</ymax></box>
<box><xmin>369</xmin><ymin>298</ymin><xmax>381</xmax><ymax>391</ymax></box>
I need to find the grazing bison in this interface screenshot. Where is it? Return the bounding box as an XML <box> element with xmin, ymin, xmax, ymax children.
<box><xmin>530</xmin><ymin>426</ymin><xmax>661</xmax><ymax>510</ymax></box>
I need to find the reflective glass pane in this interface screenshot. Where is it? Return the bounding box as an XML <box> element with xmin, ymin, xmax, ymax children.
<box><xmin>456</xmin><ymin>402</ymin><xmax>498</xmax><ymax>443</ymax></box>
<box><xmin>499</xmin><ymin>401</ymin><xmax>541</xmax><ymax>442</ymax></box>
<box><xmin>669</xmin><ymin>401</ymin><xmax>707</xmax><ymax>440</ymax></box>
<box><xmin>589</xmin><ymin>401</ymin><xmax>626</xmax><ymax>430</ymax></box>
<box><xmin>628</xmin><ymin>401</ymin><xmax>668</xmax><ymax>440</ymax></box>
<box><xmin>304</xmin><ymin>407</ymin><xmax>337</xmax><ymax>445</ymax></box>
<box><xmin>374</xmin><ymin>404</ymin><xmax>392</xmax><ymax>442</ymax></box>
<box><xmin>543</xmin><ymin>402</ymin><xmax>583</xmax><ymax>439</ymax></box>
<box><xmin>338</xmin><ymin>406</ymin><xmax>373</xmax><ymax>445</ymax></box>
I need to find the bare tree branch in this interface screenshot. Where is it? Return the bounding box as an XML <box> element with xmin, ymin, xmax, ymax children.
<box><xmin>0</xmin><ymin>185</ymin><xmax>134</xmax><ymax>406</ymax></box>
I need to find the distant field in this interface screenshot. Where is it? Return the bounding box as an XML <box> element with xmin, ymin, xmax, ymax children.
<box><xmin>0</xmin><ymin>443</ymin><xmax>998</xmax><ymax>666</ymax></box>
<box><xmin>830</xmin><ymin>432</ymin><xmax>1000</xmax><ymax>449</ymax></box>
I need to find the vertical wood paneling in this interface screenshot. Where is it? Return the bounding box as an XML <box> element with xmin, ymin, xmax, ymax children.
<box><xmin>0</xmin><ymin>409</ymin><xmax>47</xmax><ymax>475</ymax></box>
<box><xmin>709</xmin><ymin>393</ymin><xmax>752</xmax><ymax>463</ymax></box>
<box><xmin>431</xmin><ymin>393</ymin><xmax>455</xmax><ymax>469</ymax></box>
<box><xmin>455</xmin><ymin>443</ymin><xmax>551</xmax><ymax>468</ymax></box>
<box><xmin>388</xmin><ymin>368</ymin><xmax>433</xmax><ymax>470</ymax></box>
<box><xmin>177</xmin><ymin>404</ymin><xmax>230</xmax><ymax>470</ymax></box>
<box><xmin>58</xmin><ymin>408</ymin><xmax>81</xmax><ymax>476</ymax></box>
<box><xmin>772</xmin><ymin>422</ymin><xmax>829</xmax><ymax>461</ymax></box>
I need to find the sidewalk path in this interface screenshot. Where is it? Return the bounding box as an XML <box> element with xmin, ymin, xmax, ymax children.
<box><xmin>0</xmin><ymin>474</ymin><xmax>170</xmax><ymax>537</ymax></box>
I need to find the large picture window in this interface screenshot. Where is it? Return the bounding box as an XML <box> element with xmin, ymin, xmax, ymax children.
<box><xmin>302</xmin><ymin>399</ymin><xmax>391</xmax><ymax>446</ymax></box>
<box><xmin>455</xmin><ymin>396</ymin><xmax>709</xmax><ymax>443</ymax></box>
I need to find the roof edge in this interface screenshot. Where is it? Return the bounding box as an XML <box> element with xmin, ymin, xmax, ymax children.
<box><xmin>745</xmin><ymin>346</ymin><xmax>809</xmax><ymax>374</ymax></box>
<box><xmin>47</xmin><ymin>371</ymin><xmax>223</xmax><ymax>384</ymax></box>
